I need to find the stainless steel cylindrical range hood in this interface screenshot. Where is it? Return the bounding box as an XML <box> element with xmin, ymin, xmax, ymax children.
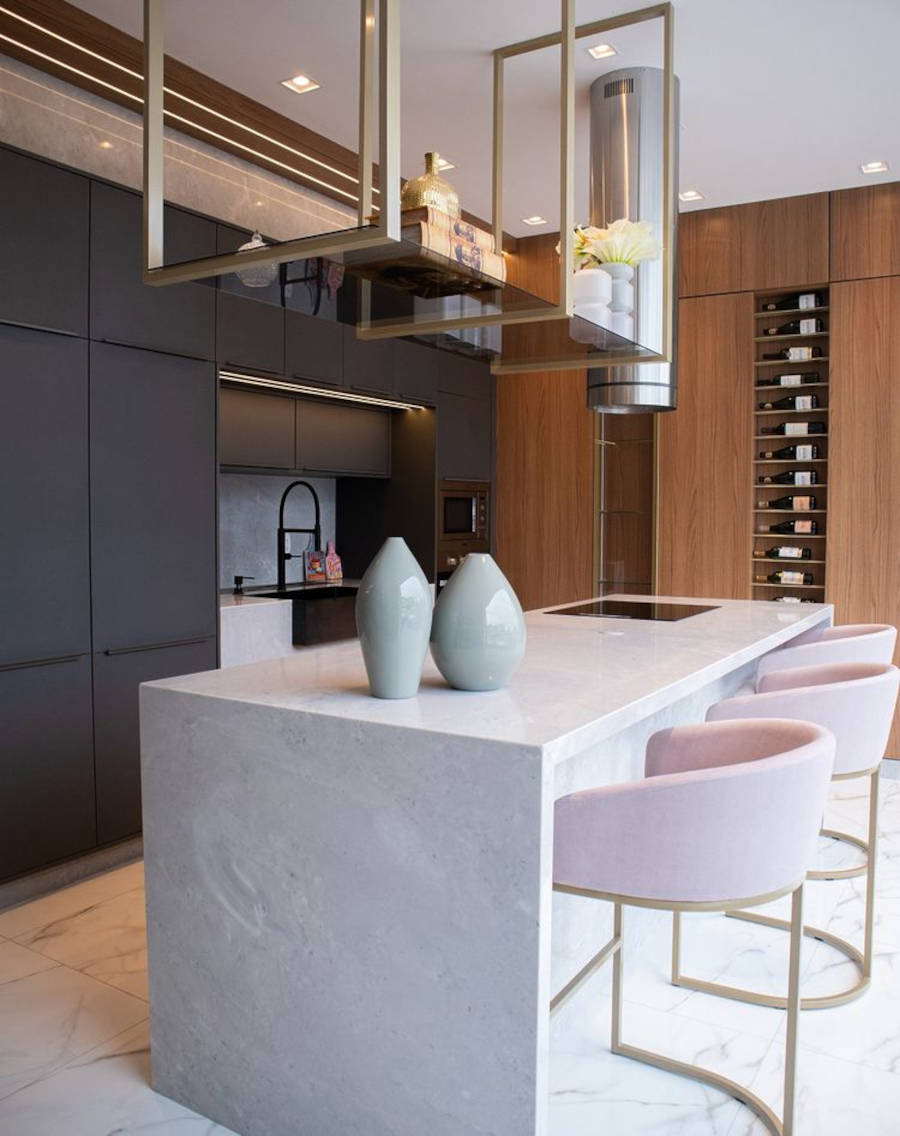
<box><xmin>586</xmin><ymin>67</ymin><xmax>679</xmax><ymax>413</ymax></box>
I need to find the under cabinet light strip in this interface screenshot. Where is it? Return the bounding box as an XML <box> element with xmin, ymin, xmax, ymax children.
<box><xmin>218</xmin><ymin>370</ymin><xmax>425</xmax><ymax>411</ymax></box>
<box><xmin>0</xmin><ymin>6</ymin><xmax>378</xmax><ymax>200</ymax></box>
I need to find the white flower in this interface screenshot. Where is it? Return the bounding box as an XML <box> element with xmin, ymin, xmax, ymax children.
<box><xmin>587</xmin><ymin>218</ymin><xmax>661</xmax><ymax>266</ymax></box>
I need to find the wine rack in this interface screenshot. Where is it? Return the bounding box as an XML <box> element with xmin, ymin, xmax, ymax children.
<box><xmin>751</xmin><ymin>287</ymin><xmax>829</xmax><ymax>605</ymax></box>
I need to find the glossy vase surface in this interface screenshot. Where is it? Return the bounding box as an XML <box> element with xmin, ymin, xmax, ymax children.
<box><xmin>356</xmin><ymin>537</ymin><xmax>432</xmax><ymax>699</ymax></box>
<box><xmin>604</xmin><ymin>260</ymin><xmax>635</xmax><ymax>312</ymax></box>
<box><xmin>571</xmin><ymin>267</ymin><xmax>613</xmax><ymax>343</ymax></box>
<box><xmin>430</xmin><ymin>554</ymin><xmax>526</xmax><ymax>692</ymax></box>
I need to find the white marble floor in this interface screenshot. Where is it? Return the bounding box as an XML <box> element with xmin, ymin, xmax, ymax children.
<box><xmin>0</xmin><ymin>778</ymin><xmax>898</xmax><ymax>1134</ymax></box>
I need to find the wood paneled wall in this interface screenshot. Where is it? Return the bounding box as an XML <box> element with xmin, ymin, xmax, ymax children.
<box><xmin>657</xmin><ymin>293</ymin><xmax>754</xmax><ymax>598</ymax></box>
<box><xmin>493</xmin><ymin>235</ymin><xmax>594</xmax><ymax>611</ymax></box>
<box><xmin>831</xmin><ymin>182</ymin><xmax>900</xmax><ymax>281</ymax></box>
<box><xmin>827</xmin><ymin>276</ymin><xmax>900</xmax><ymax>752</ymax></box>
<box><xmin>679</xmin><ymin>193</ymin><xmax>829</xmax><ymax>298</ymax></box>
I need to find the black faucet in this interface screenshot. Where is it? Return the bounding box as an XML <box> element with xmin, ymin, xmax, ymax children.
<box><xmin>277</xmin><ymin>480</ymin><xmax>322</xmax><ymax>590</ymax></box>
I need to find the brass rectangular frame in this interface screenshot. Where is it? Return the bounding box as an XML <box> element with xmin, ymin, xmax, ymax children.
<box><xmin>141</xmin><ymin>0</ymin><xmax>401</xmax><ymax>286</ymax></box>
<box><xmin>356</xmin><ymin>1</ymin><xmax>675</xmax><ymax>376</ymax></box>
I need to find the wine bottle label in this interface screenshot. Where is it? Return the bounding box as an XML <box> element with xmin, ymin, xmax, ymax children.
<box><xmin>799</xmin><ymin>319</ymin><xmax>818</xmax><ymax>334</ymax></box>
<box><xmin>787</xmin><ymin>347</ymin><xmax>814</xmax><ymax>360</ymax></box>
<box><xmin>794</xmin><ymin>520</ymin><xmax>814</xmax><ymax>533</ymax></box>
<box><xmin>795</xmin><ymin>395</ymin><xmax>814</xmax><ymax>410</ymax></box>
<box><xmin>778</xmin><ymin>374</ymin><xmax>802</xmax><ymax>386</ymax></box>
<box><xmin>784</xmin><ymin>422</ymin><xmax>809</xmax><ymax>435</ymax></box>
<box><xmin>777</xmin><ymin>547</ymin><xmax>803</xmax><ymax>558</ymax></box>
<box><xmin>798</xmin><ymin>293</ymin><xmax>815</xmax><ymax>309</ymax></box>
<box><xmin>794</xmin><ymin>471</ymin><xmax>813</xmax><ymax>485</ymax></box>
<box><xmin>796</xmin><ymin>444</ymin><xmax>814</xmax><ymax>459</ymax></box>
<box><xmin>779</xmin><ymin>571</ymin><xmax>805</xmax><ymax>585</ymax></box>
<box><xmin>793</xmin><ymin>496</ymin><xmax>813</xmax><ymax>510</ymax></box>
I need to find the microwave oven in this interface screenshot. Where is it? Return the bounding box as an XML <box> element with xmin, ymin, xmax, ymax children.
<box><xmin>438</xmin><ymin>480</ymin><xmax>490</xmax><ymax>545</ymax></box>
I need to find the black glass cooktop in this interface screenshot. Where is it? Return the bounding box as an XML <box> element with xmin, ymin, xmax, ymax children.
<box><xmin>547</xmin><ymin>600</ymin><xmax>719</xmax><ymax>622</ymax></box>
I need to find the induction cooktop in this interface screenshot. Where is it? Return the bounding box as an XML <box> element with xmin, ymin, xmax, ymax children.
<box><xmin>546</xmin><ymin>599</ymin><xmax>719</xmax><ymax>622</ymax></box>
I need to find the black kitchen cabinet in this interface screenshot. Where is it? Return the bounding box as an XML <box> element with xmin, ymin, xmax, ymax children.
<box><xmin>285</xmin><ymin>309</ymin><xmax>344</xmax><ymax>388</ymax></box>
<box><xmin>220</xmin><ymin>387</ymin><xmax>296</xmax><ymax>469</ymax></box>
<box><xmin>296</xmin><ymin>398</ymin><xmax>390</xmax><ymax>476</ymax></box>
<box><xmin>90</xmin><ymin>343</ymin><xmax>217</xmax><ymax>651</ymax></box>
<box><xmin>0</xmin><ymin>148</ymin><xmax>89</xmax><ymax>336</ymax></box>
<box><xmin>93</xmin><ymin>637</ymin><xmax>217</xmax><ymax>844</ymax></box>
<box><xmin>0</xmin><ymin>655</ymin><xmax>95</xmax><ymax>881</ymax></box>
<box><xmin>437</xmin><ymin>390</ymin><xmax>492</xmax><ymax>482</ymax></box>
<box><xmin>216</xmin><ymin>224</ymin><xmax>285</xmax><ymax>374</ymax></box>
<box><xmin>0</xmin><ymin>326</ymin><xmax>91</xmax><ymax>665</ymax></box>
<box><xmin>437</xmin><ymin>352</ymin><xmax>491</xmax><ymax>400</ymax></box>
<box><xmin>342</xmin><ymin>325</ymin><xmax>395</xmax><ymax>397</ymax></box>
<box><xmin>393</xmin><ymin>340</ymin><xmax>438</xmax><ymax>406</ymax></box>
<box><xmin>90</xmin><ymin>182</ymin><xmax>216</xmax><ymax>359</ymax></box>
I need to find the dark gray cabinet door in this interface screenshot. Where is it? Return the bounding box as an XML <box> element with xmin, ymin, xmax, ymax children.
<box><xmin>0</xmin><ymin>655</ymin><xmax>95</xmax><ymax>881</ymax></box>
<box><xmin>342</xmin><ymin>326</ymin><xmax>395</xmax><ymax>397</ymax></box>
<box><xmin>0</xmin><ymin>326</ymin><xmax>91</xmax><ymax>665</ymax></box>
<box><xmin>437</xmin><ymin>352</ymin><xmax>491</xmax><ymax>400</ymax></box>
<box><xmin>296</xmin><ymin>399</ymin><xmax>390</xmax><ymax>476</ymax></box>
<box><xmin>393</xmin><ymin>340</ymin><xmax>438</xmax><ymax>405</ymax></box>
<box><xmin>0</xmin><ymin>148</ymin><xmax>89</xmax><ymax>335</ymax></box>
<box><xmin>285</xmin><ymin>310</ymin><xmax>344</xmax><ymax>387</ymax></box>
<box><xmin>220</xmin><ymin>387</ymin><xmax>295</xmax><ymax>469</ymax></box>
<box><xmin>90</xmin><ymin>343</ymin><xmax>217</xmax><ymax>651</ymax></box>
<box><xmin>90</xmin><ymin>183</ymin><xmax>216</xmax><ymax>359</ymax></box>
<box><xmin>93</xmin><ymin>637</ymin><xmax>216</xmax><ymax>843</ymax></box>
<box><xmin>437</xmin><ymin>392</ymin><xmax>492</xmax><ymax>482</ymax></box>
<box><xmin>216</xmin><ymin>291</ymin><xmax>285</xmax><ymax>375</ymax></box>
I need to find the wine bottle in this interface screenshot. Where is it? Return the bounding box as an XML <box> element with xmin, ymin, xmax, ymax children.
<box><xmin>762</xmin><ymin>346</ymin><xmax>824</xmax><ymax>361</ymax></box>
<box><xmin>753</xmin><ymin>546</ymin><xmax>812</xmax><ymax>560</ymax></box>
<box><xmin>761</xmin><ymin>519</ymin><xmax>818</xmax><ymax>535</ymax></box>
<box><xmin>760</xmin><ymin>292</ymin><xmax>823</xmax><ymax>312</ymax></box>
<box><xmin>760</xmin><ymin>421</ymin><xmax>826</xmax><ymax>436</ymax></box>
<box><xmin>758</xmin><ymin>470</ymin><xmax>817</xmax><ymax>486</ymax></box>
<box><xmin>757</xmin><ymin>443</ymin><xmax>820</xmax><ymax>460</ymax></box>
<box><xmin>757</xmin><ymin>494</ymin><xmax>817</xmax><ymax>510</ymax></box>
<box><xmin>758</xmin><ymin>393</ymin><xmax>819</xmax><ymax>411</ymax></box>
<box><xmin>756</xmin><ymin>372</ymin><xmax>820</xmax><ymax>388</ymax></box>
<box><xmin>760</xmin><ymin>318</ymin><xmax>825</xmax><ymax>337</ymax></box>
<box><xmin>755</xmin><ymin>570</ymin><xmax>814</xmax><ymax>586</ymax></box>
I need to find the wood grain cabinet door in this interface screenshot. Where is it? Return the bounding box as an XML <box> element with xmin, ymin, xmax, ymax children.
<box><xmin>830</xmin><ymin>183</ymin><xmax>900</xmax><ymax>281</ymax></box>
<box><xmin>657</xmin><ymin>292</ymin><xmax>754</xmax><ymax>598</ymax></box>
<box><xmin>827</xmin><ymin>276</ymin><xmax>900</xmax><ymax>751</ymax></box>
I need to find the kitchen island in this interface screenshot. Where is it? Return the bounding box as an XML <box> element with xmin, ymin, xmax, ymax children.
<box><xmin>139</xmin><ymin>595</ymin><xmax>831</xmax><ymax>1136</ymax></box>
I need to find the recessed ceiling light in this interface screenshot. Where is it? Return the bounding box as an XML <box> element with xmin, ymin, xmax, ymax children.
<box><xmin>679</xmin><ymin>189</ymin><xmax>704</xmax><ymax>202</ymax></box>
<box><xmin>98</xmin><ymin>139</ymin><xmax>114</xmax><ymax>149</ymax></box>
<box><xmin>281</xmin><ymin>74</ymin><xmax>321</xmax><ymax>94</ymax></box>
<box><xmin>521</xmin><ymin>215</ymin><xmax>548</xmax><ymax>226</ymax></box>
<box><xmin>435</xmin><ymin>156</ymin><xmax>456</xmax><ymax>171</ymax></box>
<box><xmin>587</xmin><ymin>43</ymin><xmax>617</xmax><ymax>59</ymax></box>
<box><xmin>859</xmin><ymin>159</ymin><xmax>889</xmax><ymax>175</ymax></box>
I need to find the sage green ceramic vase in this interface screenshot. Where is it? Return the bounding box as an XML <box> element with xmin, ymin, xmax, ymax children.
<box><xmin>355</xmin><ymin>537</ymin><xmax>432</xmax><ymax>699</ymax></box>
<box><xmin>430</xmin><ymin>553</ymin><xmax>526</xmax><ymax>691</ymax></box>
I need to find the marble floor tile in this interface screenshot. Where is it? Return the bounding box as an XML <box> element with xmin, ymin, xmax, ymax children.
<box><xmin>0</xmin><ymin>940</ymin><xmax>57</xmax><ymax>986</ymax></box>
<box><xmin>0</xmin><ymin>965</ymin><xmax>148</xmax><ymax>1101</ymax></box>
<box><xmin>0</xmin><ymin>860</ymin><xmax>144</xmax><ymax>941</ymax></box>
<box><xmin>0</xmin><ymin>1020</ymin><xmax>238</xmax><ymax>1135</ymax></box>
<box><xmin>10</xmin><ymin>884</ymin><xmax>149</xmax><ymax>1000</ymax></box>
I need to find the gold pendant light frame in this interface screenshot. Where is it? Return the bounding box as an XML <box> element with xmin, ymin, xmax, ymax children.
<box><xmin>140</xmin><ymin>0</ymin><xmax>674</xmax><ymax>376</ymax></box>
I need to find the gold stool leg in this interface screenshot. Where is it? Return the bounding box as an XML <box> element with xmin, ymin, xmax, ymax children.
<box><xmin>673</xmin><ymin>770</ymin><xmax>880</xmax><ymax>1011</ymax></box>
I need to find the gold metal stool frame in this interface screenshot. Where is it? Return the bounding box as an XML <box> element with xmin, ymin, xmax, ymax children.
<box><xmin>672</xmin><ymin>766</ymin><xmax>880</xmax><ymax>1012</ymax></box>
<box><xmin>552</xmin><ymin>880</ymin><xmax>806</xmax><ymax>1136</ymax></box>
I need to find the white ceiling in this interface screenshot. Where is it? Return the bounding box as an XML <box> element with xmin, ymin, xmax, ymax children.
<box><xmin>74</xmin><ymin>0</ymin><xmax>900</xmax><ymax>236</ymax></box>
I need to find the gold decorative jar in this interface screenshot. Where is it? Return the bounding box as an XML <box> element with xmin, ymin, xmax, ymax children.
<box><xmin>400</xmin><ymin>152</ymin><xmax>461</xmax><ymax>218</ymax></box>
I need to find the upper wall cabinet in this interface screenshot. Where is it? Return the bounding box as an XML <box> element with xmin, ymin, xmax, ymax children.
<box><xmin>90</xmin><ymin>184</ymin><xmax>216</xmax><ymax>359</ymax></box>
<box><xmin>216</xmin><ymin>224</ymin><xmax>285</xmax><ymax>374</ymax></box>
<box><xmin>0</xmin><ymin>148</ymin><xmax>89</xmax><ymax>335</ymax></box>
<box><xmin>678</xmin><ymin>193</ymin><xmax>829</xmax><ymax>297</ymax></box>
<box><xmin>342</xmin><ymin>326</ymin><xmax>395</xmax><ymax>397</ymax></box>
<box><xmin>437</xmin><ymin>353</ymin><xmax>491</xmax><ymax>401</ymax></box>
<box><xmin>285</xmin><ymin>310</ymin><xmax>344</xmax><ymax>388</ymax></box>
<box><xmin>830</xmin><ymin>183</ymin><xmax>900</xmax><ymax>282</ymax></box>
<box><xmin>394</xmin><ymin>340</ymin><xmax>438</xmax><ymax>406</ymax></box>
<box><xmin>296</xmin><ymin>399</ymin><xmax>390</xmax><ymax>477</ymax></box>
<box><xmin>220</xmin><ymin>387</ymin><xmax>295</xmax><ymax>469</ymax></box>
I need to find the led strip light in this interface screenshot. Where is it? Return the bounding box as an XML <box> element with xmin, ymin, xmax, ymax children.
<box><xmin>219</xmin><ymin>370</ymin><xmax>425</xmax><ymax>412</ymax></box>
<box><xmin>0</xmin><ymin>5</ymin><xmax>379</xmax><ymax>207</ymax></box>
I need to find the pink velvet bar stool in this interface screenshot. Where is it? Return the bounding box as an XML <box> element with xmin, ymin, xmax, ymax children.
<box><xmin>553</xmin><ymin>718</ymin><xmax>835</xmax><ymax>1136</ymax></box>
<box><xmin>673</xmin><ymin>661</ymin><xmax>900</xmax><ymax>1011</ymax></box>
<box><xmin>756</xmin><ymin>623</ymin><xmax>897</xmax><ymax>684</ymax></box>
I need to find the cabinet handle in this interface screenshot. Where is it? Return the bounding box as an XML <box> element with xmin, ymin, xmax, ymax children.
<box><xmin>0</xmin><ymin>653</ymin><xmax>83</xmax><ymax>673</ymax></box>
<box><xmin>349</xmin><ymin>384</ymin><xmax>391</xmax><ymax>398</ymax></box>
<box><xmin>103</xmin><ymin>635</ymin><xmax>212</xmax><ymax>657</ymax></box>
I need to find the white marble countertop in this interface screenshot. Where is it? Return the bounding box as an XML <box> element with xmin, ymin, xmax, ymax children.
<box><xmin>219</xmin><ymin>593</ymin><xmax>291</xmax><ymax>609</ymax></box>
<box><xmin>152</xmin><ymin>595</ymin><xmax>831</xmax><ymax>762</ymax></box>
